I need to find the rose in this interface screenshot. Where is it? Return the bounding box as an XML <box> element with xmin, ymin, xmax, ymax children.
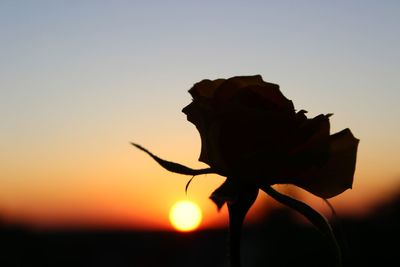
<box><xmin>132</xmin><ymin>75</ymin><xmax>359</xmax><ymax>266</ymax></box>
<box><xmin>182</xmin><ymin>75</ymin><xmax>359</xmax><ymax>205</ymax></box>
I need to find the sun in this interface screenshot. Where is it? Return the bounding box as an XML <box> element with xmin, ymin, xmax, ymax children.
<box><xmin>169</xmin><ymin>200</ymin><xmax>202</xmax><ymax>232</ymax></box>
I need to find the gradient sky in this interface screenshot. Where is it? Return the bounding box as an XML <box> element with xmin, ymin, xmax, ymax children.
<box><xmin>1</xmin><ymin>0</ymin><xmax>399</xmax><ymax>230</ymax></box>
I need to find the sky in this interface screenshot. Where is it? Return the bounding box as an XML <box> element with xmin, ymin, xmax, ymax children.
<box><xmin>1</xmin><ymin>0</ymin><xmax>399</xmax><ymax>230</ymax></box>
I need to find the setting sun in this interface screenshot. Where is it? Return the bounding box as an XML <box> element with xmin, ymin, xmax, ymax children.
<box><xmin>169</xmin><ymin>201</ymin><xmax>202</xmax><ymax>232</ymax></box>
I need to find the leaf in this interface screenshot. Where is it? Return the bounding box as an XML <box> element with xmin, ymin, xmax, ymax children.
<box><xmin>185</xmin><ymin>175</ymin><xmax>196</xmax><ymax>195</ymax></box>
<box><xmin>131</xmin><ymin>143</ymin><xmax>216</xmax><ymax>176</ymax></box>
<box><xmin>261</xmin><ymin>185</ymin><xmax>342</xmax><ymax>267</ymax></box>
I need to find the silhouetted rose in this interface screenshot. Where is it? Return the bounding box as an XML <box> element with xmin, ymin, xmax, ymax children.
<box><xmin>133</xmin><ymin>75</ymin><xmax>359</xmax><ymax>266</ymax></box>
<box><xmin>182</xmin><ymin>75</ymin><xmax>359</xmax><ymax>202</ymax></box>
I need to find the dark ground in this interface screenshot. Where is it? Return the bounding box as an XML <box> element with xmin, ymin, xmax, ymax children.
<box><xmin>1</xmin><ymin>195</ymin><xmax>399</xmax><ymax>267</ymax></box>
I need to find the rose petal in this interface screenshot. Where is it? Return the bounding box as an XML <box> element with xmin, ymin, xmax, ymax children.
<box><xmin>292</xmin><ymin>129</ymin><xmax>359</xmax><ymax>198</ymax></box>
<box><xmin>182</xmin><ymin>101</ymin><xmax>227</xmax><ymax>173</ymax></box>
<box><xmin>214</xmin><ymin>91</ymin><xmax>301</xmax><ymax>179</ymax></box>
<box><xmin>189</xmin><ymin>75</ymin><xmax>273</xmax><ymax>102</ymax></box>
<box><xmin>214</xmin><ymin>75</ymin><xmax>267</xmax><ymax>101</ymax></box>
<box><xmin>188</xmin><ymin>78</ymin><xmax>225</xmax><ymax>99</ymax></box>
<box><xmin>246</xmin><ymin>84</ymin><xmax>295</xmax><ymax>111</ymax></box>
<box><xmin>288</xmin><ymin>114</ymin><xmax>331</xmax><ymax>167</ymax></box>
<box><xmin>296</xmin><ymin>109</ymin><xmax>308</xmax><ymax>123</ymax></box>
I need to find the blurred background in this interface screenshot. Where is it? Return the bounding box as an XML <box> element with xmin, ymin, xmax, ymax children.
<box><xmin>1</xmin><ymin>1</ymin><xmax>399</xmax><ymax>266</ymax></box>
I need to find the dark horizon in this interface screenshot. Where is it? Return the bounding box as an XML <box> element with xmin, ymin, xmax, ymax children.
<box><xmin>1</xmin><ymin>191</ymin><xmax>398</xmax><ymax>267</ymax></box>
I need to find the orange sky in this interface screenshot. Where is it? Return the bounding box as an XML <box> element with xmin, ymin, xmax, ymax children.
<box><xmin>1</xmin><ymin>126</ymin><xmax>398</xmax><ymax>231</ymax></box>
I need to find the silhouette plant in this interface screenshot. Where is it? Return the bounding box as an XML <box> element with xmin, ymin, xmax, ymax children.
<box><xmin>132</xmin><ymin>75</ymin><xmax>359</xmax><ymax>267</ymax></box>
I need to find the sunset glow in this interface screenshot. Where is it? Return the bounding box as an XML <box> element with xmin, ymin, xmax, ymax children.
<box><xmin>0</xmin><ymin>1</ymin><xmax>399</xmax><ymax>231</ymax></box>
<box><xmin>169</xmin><ymin>201</ymin><xmax>202</xmax><ymax>232</ymax></box>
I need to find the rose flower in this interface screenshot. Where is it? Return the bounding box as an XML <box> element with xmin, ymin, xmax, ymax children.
<box><xmin>182</xmin><ymin>75</ymin><xmax>358</xmax><ymax>208</ymax></box>
<box><xmin>132</xmin><ymin>75</ymin><xmax>359</xmax><ymax>266</ymax></box>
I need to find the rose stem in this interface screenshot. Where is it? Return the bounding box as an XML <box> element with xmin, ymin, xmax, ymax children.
<box><xmin>225</xmin><ymin>186</ymin><xmax>258</xmax><ymax>267</ymax></box>
<box><xmin>227</xmin><ymin>202</ymin><xmax>245</xmax><ymax>267</ymax></box>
